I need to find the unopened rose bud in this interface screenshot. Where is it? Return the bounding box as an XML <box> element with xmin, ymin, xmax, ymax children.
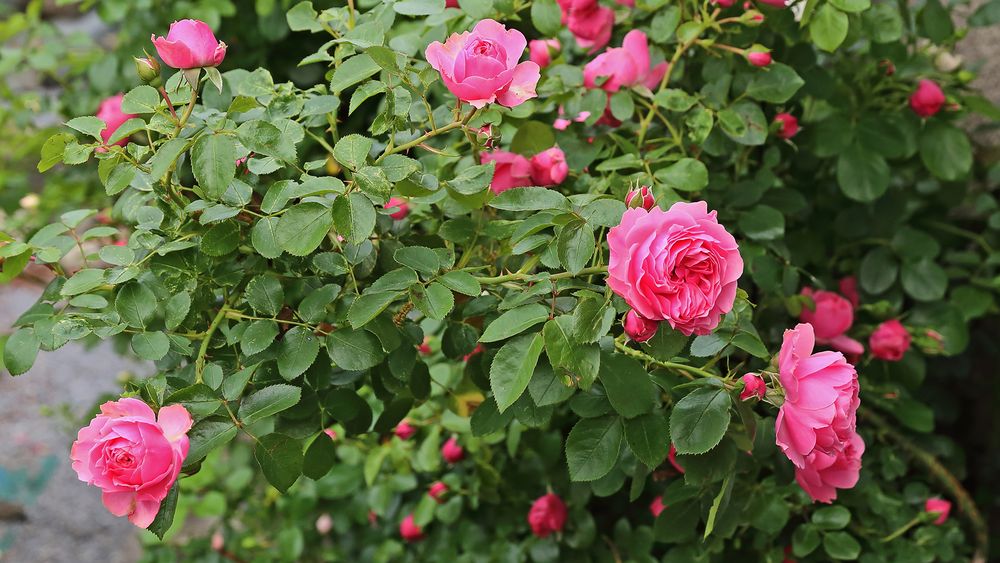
<box><xmin>741</xmin><ymin>9</ymin><xmax>765</xmax><ymax>25</ymax></box>
<box><xmin>134</xmin><ymin>53</ymin><xmax>162</xmax><ymax>87</ymax></box>
<box><xmin>878</xmin><ymin>59</ymin><xmax>895</xmax><ymax>76</ymax></box>
<box><xmin>623</xmin><ymin>310</ymin><xmax>658</xmax><ymax>343</ymax></box>
<box><xmin>211</xmin><ymin>531</ymin><xmax>224</xmax><ymax>551</ymax></box>
<box><xmin>739</xmin><ymin>373</ymin><xmax>766</xmax><ymax>401</ymax></box>
<box><xmin>316</xmin><ymin>513</ymin><xmax>334</xmax><ymax>534</ymax></box>
<box><xmin>925</xmin><ymin>498</ymin><xmax>951</xmax><ymax>525</ymax></box>
<box><xmin>746</xmin><ymin>47</ymin><xmax>772</xmax><ymax>67</ymax></box>
<box><xmin>626</xmin><ymin>186</ymin><xmax>655</xmax><ymax>210</ymax></box>
<box><xmin>428</xmin><ymin>481</ymin><xmax>448</xmax><ymax>503</ymax></box>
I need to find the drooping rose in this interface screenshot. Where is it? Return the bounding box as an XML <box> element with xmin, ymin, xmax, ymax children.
<box><xmin>529</xmin><ymin>147</ymin><xmax>568</xmax><ymax>186</ymax></box>
<box><xmin>583</xmin><ymin>30</ymin><xmax>667</xmax><ymax>92</ymax></box>
<box><xmin>623</xmin><ymin>310</ymin><xmax>658</xmax><ymax>343</ymax></box>
<box><xmin>96</xmin><ymin>94</ymin><xmax>138</xmax><ymax>149</ymax></box>
<box><xmin>70</xmin><ymin>398</ymin><xmax>192</xmax><ymax>527</ymax></box>
<box><xmin>441</xmin><ymin>437</ymin><xmax>465</xmax><ymax>463</ymax></box>
<box><xmin>558</xmin><ymin>0</ymin><xmax>615</xmax><ymax>52</ymax></box>
<box><xmin>739</xmin><ymin>373</ymin><xmax>766</xmax><ymax>401</ymax></box>
<box><xmin>428</xmin><ymin>481</ymin><xmax>449</xmax><ymax>503</ymax></box>
<box><xmin>774</xmin><ymin>113</ymin><xmax>799</xmax><ymax>139</ymax></box>
<box><xmin>869</xmin><ymin>319</ymin><xmax>911</xmax><ymax>361</ymax></box>
<box><xmin>607</xmin><ymin>201</ymin><xmax>744</xmax><ymax>336</ymax></box>
<box><xmin>400</xmin><ymin>514</ymin><xmax>424</xmax><ymax>542</ymax></box>
<box><xmin>839</xmin><ymin>276</ymin><xmax>859</xmax><ymax>309</ymax></box>
<box><xmin>649</xmin><ymin>496</ymin><xmax>666</xmax><ymax>517</ymax></box>
<box><xmin>910</xmin><ymin>79</ymin><xmax>945</xmax><ymax>118</ymax></box>
<box><xmin>925</xmin><ymin>497</ymin><xmax>951</xmax><ymax>525</ymax></box>
<box><xmin>529</xmin><ymin>39</ymin><xmax>561</xmax><ymax>68</ymax></box>
<box><xmin>151</xmin><ymin>19</ymin><xmax>227</xmax><ymax>70</ymax></box>
<box><xmin>384</xmin><ymin>197</ymin><xmax>409</xmax><ymax>220</ymax></box>
<box><xmin>394</xmin><ymin>420</ymin><xmax>417</xmax><ymax>440</ymax></box>
<box><xmin>482</xmin><ymin>150</ymin><xmax>533</xmax><ymax>194</ymax></box>
<box><xmin>799</xmin><ymin>287</ymin><xmax>864</xmax><ymax>356</ymax></box>
<box><xmin>775</xmin><ymin>323</ymin><xmax>863</xmax><ymax>503</ymax></box>
<box><xmin>425</xmin><ymin>19</ymin><xmax>540</xmax><ymax>109</ymax></box>
<box><xmin>528</xmin><ymin>493</ymin><xmax>567</xmax><ymax>537</ymax></box>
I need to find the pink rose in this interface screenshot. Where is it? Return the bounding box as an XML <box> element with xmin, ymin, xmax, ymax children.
<box><xmin>529</xmin><ymin>39</ymin><xmax>561</xmax><ymax>68</ymax></box>
<box><xmin>623</xmin><ymin>310</ymin><xmax>658</xmax><ymax>342</ymax></box>
<box><xmin>607</xmin><ymin>201</ymin><xmax>744</xmax><ymax>336</ymax></box>
<box><xmin>425</xmin><ymin>19</ymin><xmax>540</xmax><ymax>109</ymax></box>
<box><xmin>428</xmin><ymin>481</ymin><xmax>449</xmax><ymax>503</ymax></box>
<box><xmin>668</xmin><ymin>444</ymin><xmax>685</xmax><ymax>473</ymax></box>
<box><xmin>96</xmin><ymin>94</ymin><xmax>138</xmax><ymax>149</ymax></box>
<box><xmin>394</xmin><ymin>420</ymin><xmax>416</xmax><ymax>440</ymax></box>
<box><xmin>316</xmin><ymin>513</ymin><xmax>333</xmax><ymax>534</ymax></box>
<box><xmin>446</xmin><ymin>0</ymin><xmax>459</xmax><ymax>6</ymax></box>
<box><xmin>910</xmin><ymin>79</ymin><xmax>945</xmax><ymax>118</ymax></box>
<box><xmin>558</xmin><ymin>0</ymin><xmax>615</xmax><ymax>51</ymax></box>
<box><xmin>482</xmin><ymin>150</ymin><xmax>533</xmax><ymax>194</ymax></box>
<box><xmin>774</xmin><ymin>113</ymin><xmax>799</xmax><ymax>139</ymax></box>
<box><xmin>869</xmin><ymin>319</ymin><xmax>911</xmax><ymax>361</ymax></box>
<box><xmin>554</xmin><ymin>108</ymin><xmax>590</xmax><ymax>130</ymax></box>
<box><xmin>799</xmin><ymin>287</ymin><xmax>864</xmax><ymax>356</ymax></box>
<box><xmin>839</xmin><ymin>276</ymin><xmax>859</xmax><ymax>308</ymax></box>
<box><xmin>400</xmin><ymin>514</ymin><xmax>424</xmax><ymax>542</ymax></box>
<box><xmin>649</xmin><ymin>496</ymin><xmax>666</xmax><ymax>517</ymax></box>
<box><xmin>384</xmin><ymin>197</ymin><xmax>409</xmax><ymax>220</ymax></box>
<box><xmin>324</xmin><ymin>428</ymin><xmax>338</xmax><ymax>440</ymax></box>
<box><xmin>529</xmin><ymin>147</ymin><xmax>568</xmax><ymax>186</ymax></box>
<box><xmin>925</xmin><ymin>497</ymin><xmax>951</xmax><ymax>525</ymax></box>
<box><xmin>151</xmin><ymin>19</ymin><xmax>227</xmax><ymax>70</ymax></box>
<box><xmin>528</xmin><ymin>493</ymin><xmax>567</xmax><ymax>537</ymax></box>
<box><xmin>775</xmin><ymin>323</ymin><xmax>863</xmax><ymax>503</ymax></box>
<box><xmin>583</xmin><ymin>30</ymin><xmax>667</xmax><ymax>92</ymax></box>
<box><xmin>417</xmin><ymin>338</ymin><xmax>432</xmax><ymax>356</ymax></box>
<box><xmin>70</xmin><ymin>398</ymin><xmax>192</xmax><ymax>528</ymax></box>
<box><xmin>626</xmin><ymin>186</ymin><xmax>655</xmax><ymax>210</ymax></box>
<box><xmin>442</xmin><ymin>437</ymin><xmax>465</xmax><ymax>463</ymax></box>
<box><xmin>757</xmin><ymin>0</ymin><xmax>787</xmax><ymax>7</ymax></box>
<box><xmin>747</xmin><ymin>50</ymin><xmax>772</xmax><ymax>67</ymax></box>
<box><xmin>739</xmin><ymin>373</ymin><xmax>766</xmax><ymax>401</ymax></box>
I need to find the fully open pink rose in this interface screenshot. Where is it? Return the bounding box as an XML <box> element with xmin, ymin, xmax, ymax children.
<box><xmin>775</xmin><ymin>323</ymin><xmax>863</xmax><ymax>503</ymax></box>
<box><xmin>558</xmin><ymin>0</ymin><xmax>615</xmax><ymax>51</ymax></box>
<box><xmin>529</xmin><ymin>147</ymin><xmax>568</xmax><ymax>186</ymax></box>
<box><xmin>528</xmin><ymin>493</ymin><xmax>567</xmax><ymax>537</ymax></box>
<box><xmin>482</xmin><ymin>150</ymin><xmax>533</xmax><ymax>194</ymax></box>
<box><xmin>529</xmin><ymin>39</ymin><xmax>561</xmax><ymax>68</ymax></box>
<box><xmin>152</xmin><ymin>19</ymin><xmax>227</xmax><ymax>69</ymax></box>
<box><xmin>583</xmin><ymin>31</ymin><xmax>667</xmax><ymax>92</ymax></box>
<box><xmin>799</xmin><ymin>287</ymin><xmax>864</xmax><ymax>356</ymax></box>
<box><xmin>910</xmin><ymin>79</ymin><xmax>945</xmax><ymax>118</ymax></box>
<box><xmin>607</xmin><ymin>201</ymin><xmax>743</xmax><ymax>336</ymax></box>
<box><xmin>425</xmin><ymin>19</ymin><xmax>540</xmax><ymax>109</ymax></box>
<box><xmin>925</xmin><ymin>497</ymin><xmax>951</xmax><ymax>525</ymax></box>
<box><xmin>869</xmin><ymin>319</ymin><xmax>911</xmax><ymax>361</ymax></box>
<box><xmin>96</xmin><ymin>94</ymin><xmax>138</xmax><ymax>149</ymax></box>
<box><xmin>71</xmin><ymin>398</ymin><xmax>191</xmax><ymax>527</ymax></box>
<box><xmin>384</xmin><ymin>197</ymin><xmax>409</xmax><ymax>220</ymax></box>
<box><xmin>623</xmin><ymin>310</ymin><xmax>658</xmax><ymax>342</ymax></box>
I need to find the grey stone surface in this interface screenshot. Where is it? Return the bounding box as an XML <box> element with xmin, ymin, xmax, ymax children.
<box><xmin>0</xmin><ymin>281</ymin><xmax>146</xmax><ymax>563</ymax></box>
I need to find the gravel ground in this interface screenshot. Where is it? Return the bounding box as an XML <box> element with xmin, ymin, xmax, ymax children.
<box><xmin>0</xmin><ymin>281</ymin><xmax>145</xmax><ymax>563</ymax></box>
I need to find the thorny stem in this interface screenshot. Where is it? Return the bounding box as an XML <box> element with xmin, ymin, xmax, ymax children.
<box><xmin>195</xmin><ymin>305</ymin><xmax>230</xmax><ymax>384</ymax></box>
<box><xmin>474</xmin><ymin>265</ymin><xmax>608</xmax><ymax>285</ymax></box>
<box><xmin>613</xmin><ymin>335</ymin><xmax>729</xmax><ymax>383</ymax></box>
<box><xmin>158</xmin><ymin>87</ymin><xmax>179</xmax><ymax>121</ymax></box>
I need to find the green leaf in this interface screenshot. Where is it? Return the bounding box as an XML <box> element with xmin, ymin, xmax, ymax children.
<box><xmin>830</xmin><ymin>0</ymin><xmax>869</xmax><ymax>12</ymax></box>
<box><xmin>333</xmin><ymin>134</ymin><xmax>373</xmax><ymax>171</ymax></box>
<box><xmin>566</xmin><ymin>415</ymin><xmax>624</xmax><ymax>482</ymax></box>
<box><xmin>837</xmin><ymin>143</ymin><xmax>889</xmax><ymax>202</ymax></box>
<box><xmin>121</xmin><ymin>85</ymin><xmax>161</xmax><ymax>114</ymax></box>
<box><xmin>238</xmin><ymin>384</ymin><xmax>302</xmax><ymax>425</ymax></box>
<box><xmin>3</xmin><ymin>328</ymin><xmax>39</xmax><ymax>376</ymax></box>
<box><xmin>531</xmin><ymin>0</ymin><xmax>563</xmax><ymax>35</ymax></box>
<box><xmin>919</xmin><ymin>123</ymin><xmax>972</xmax><ymax>181</ymax></box>
<box><xmin>449</xmin><ymin>163</ymin><xmax>495</xmax><ymax>195</ymax></box>
<box><xmin>480</xmin><ymin>303</ymin><xmax>549</xmax><ymax>343</ymax></box>
<box><xmin>184</xmin><ymin>419</ymin><xmax>238</xmax><ymax>466</ymax></box>
<box><xmin>746</xmin><ymin>63</ymin><xmax>805</xmax><ymax>104</ymax></box>
<box><xmin>332</xmin><ymin>193</ymin><xmax>376</xmax><ymax>245</ymax></box>
<box><xmin>528</xmin><ymin>361</ymin><xmax>576</xmax><ymax>406</ymax></box>
<box><xmin>237</xmin><ymin>120</ymin><xmax>295</xmax><ymax>162</ymax></box>
<box><xmin>164</xmin><ymin>292</ymin><xmax>191</xmax><ymax>330</ymax></box>
<box><xmin>600</xmin><ymin>352</ymin><xmax>656</xmax><ymax>418</ymax></box>
<box><xmin>719</xmin><ymin>101</ymin><xmax>767</xmax><ymax>146</ymax></box>
<box><xmin>146</xmin><ymin>483</ymin><xmax>179</xmax><ymax>539</ymax></box>
<box><xmin>670</xmin><ymin>386</ymin><xmax>732</xmax><ymax>454</ymax></box>
<box><xmin>245</xmin><ymin>275</ymin><xmax>284</xmax><ymax>316</ymax></box>
<box><xmin>287</xmin><ymin>1</ymin><xmax>323</xmax><ymax>32</ymax></box>
<box><xmin>812</xmin><ymin>506</ymin><xmax>851</xmax><ymax>530</ymax></box>
<box><xmin>811</xmin><ymin>5</ymin><xmax>849</xmax><ymax>52</ymax></box>
<box><xmin>277</xmin><ymin>327</ymin><xmax>321</xmax><ymax>380</ymax></box>
<box><xmin>330</xmin><ymin>54</ymin><xmax>381</xmax><ymax>93</ymax></box>
<box><xmin>823</xmin><ymin>531</ymin><xmax>862</xmax><ymax>560</ymax></box>
<box><xmin>327</xmin><ymin>329</ymin><xmax>385</xmax><ymax>370</ymax></box>
<box><xmin>558</xmin><ymin>222</ymin><xmax>595</xmax><ymax>275</ymax></box>
<box><xmin>624</xmin><ymin>412</ymin><xmax>670</xmax><ymax>467</ymax></box>
<box><xmin>251</xmin><ymin>217</ymin><xmax>283</xmax><ymax>259</ymax></box>
<box><xmin>255</xmin><ymin>433</ymin><xmax>303</xmax><ymax>493</ymax></box>
<box><xmin>303</xmin><ymin>433</ymin><xmax>337</xmax><ymax>480</ymax></box>
<box><xmin>657</xmin><ymin>158</ymin><xmax>709</xmax><ymax>192</ymax></box>
<box><xmin>147</xmin><ymin>138</ymin><xmax>189</xmax><ymax>181</ymax></box>
<box><xmin>471</xmin><ymin>396</ymin><xmax>516</xmax><ymax>436</ymax></box>
<box><xmin>116</xmin><ymin>282</ymin><xmax>157</xmax><ymax>329</ymax></box>
<box><xmin>223</xmin><ymin>364</ymin><xmax>260</xmax><ymax>402</ymax></box>
<box><xmin>901</xmin><ymin>259</ymin><xmax>948</xmax><ymax>301</ymax></box>
<box><xmin>241</xmin><ymin>320</ymin><xmax>279</xmax><ymax>355</ymax></box>
<box><xmin>412</xmin><ymin>282</ymin><xmax>454</xmax><ymax>320</ymax></box>
<box><xmin>738</xmin><ymin>205</ymin><xmax>785</xmax><ymax>240</ymax></box>
<box><xmin>859</xmin><ymin>247</ymin><xmax>899</xmax><ymax>294</ymax></box>
<box><xmin>438</xmin><ymin>271</ymin><xmax>481</xmax><ymax>296</ymax></box>
<box><xmin>192</xmin><ymin>134</ymin><xmax>236</xmax><ymax>199</ymax></box>
<box><xmin>107</xmin><ymin>118</ymin><xmax>145</xmax><ymax>145</ymax></box>
<box><xmin>276</xmin><ymin>202</ymin><xmax>333</xmax><ymax>256</ymax></box>
<box><xmin>166</xmin><ymin>384</ymin><xmax>222</xmax><ymax>419</ymax></box>
<box><xmin>490</xmin><ymin>333</ymin><xmax>545</xmax><ymax>412</ymax></box>
<box><xmin>919</xmin><ymin>0</ymin><xmax>954</xmax><ymax>43</ymax></box>
<box><xmin>38</xmin><ymin>133</ymin><xmax>72</xmax><ymax>172</ymax></box>
<box><xmin>510</xmin><ymin>121</ymin><xmax>556</xmax><ymax>155</ymax></box>
<box><xmin>131</xmin><ymin>331</ymin><xmax>170</xmax><ymax>360</ymax></box>
<box><xmin>66</xmin><ymin>116</ymin><xmax>106</xmax><ymax>142</ymax></box>
<box><xmin>490</xmin><ymin>188</ymin><xmax>570</xmax><ymax>211</ymax></box>
<box><xmin>394</xmin><ymin>246</ymin><xmax>439</xmax><ymax>275</ymax></box>
<box><xmin>393</xmin><ymin>0</ymin><xmax>445</xmax><ymax>16</ymax></box>
<box><xmin>348</xmin><ymin>291</ymin><xmax>404</xmax><ymax>328</ymax></box>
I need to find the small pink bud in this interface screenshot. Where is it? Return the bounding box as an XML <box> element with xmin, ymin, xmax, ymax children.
<box><xmin>649</xmin><ymin>496</ymin><xmax>666</xmax><ymax>517</ymax></box>
<box><xmin>773</xmin><ymin>113</ymin><xmax>799</xmax><ymax>139</ymax></box>
<box><xmin>626</xmin><ymin>186</ymin><xmax>655</xmax><ymax>210</ymax></box>
<box><xmin>441</xmin><ymin>437</ymin><xmax>465</xmax><ymax>464</ymax></box>
<box><xmin>428</xmin><ymin>481</ymin><xmax>448</xmax><ymax>503</ymax></box>
<box><xmin>399</xmin><ymin>514</ymin><xmax>424</xmax><ymax>542</ymax></box>
<box><xmin>324</xmin><ymin>428</ymin><xmax>338</xmax><ymax>440</ymax></box>
<box><xmin>528</xmin><ymin>493</ymin><xmax>567</xmax><ymax>537</ymax></box>
<box><xmin>925</xmin><ymin>498</ymin><xmax>951</xmax><ymax>525</ymax></box>
<box><xmin>211</xmin><ymin>531</ymin><xmax>224</xmax><ymax>551</ymax></box>
<box><xmin>739</xmin><ymin>373</ymin><xmax>766</xmax><ymax>401</ymax></box>
<box><xmin>384</xmin><ymin>197</ymin><xmax>409</xmax><ymax>220</ymax></box>
<box><xmin>315</xmin><ymin>513</ymin><xmax>333</xmax><ymax>534</ymax></box>
<box><xmin>623</xmin><ymin>310</ymin><xmax>658</xmax><ymax>343</ymax></box>
<box><xmin>417</xmin><ymin>338</ymin><xmax>432</xmax><ymax>355</ymax></box>
<box><xmin>394</xmin><ymin>420</ymin><xmax>416</xmax><ymax>440</ymax></box>
<box><xmin>747</xmin><ymin>50</ymin><xmax>772</xmax><ymax>67</ymax></box>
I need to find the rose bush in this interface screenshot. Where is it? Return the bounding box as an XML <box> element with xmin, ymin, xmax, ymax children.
<box><xmin>1</xmin><ymin>0</ymin><xmax>999</xmax><ymax>560</ymax></box>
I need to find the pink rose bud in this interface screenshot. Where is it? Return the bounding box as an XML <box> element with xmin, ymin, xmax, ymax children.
<box><xmin>649</xmin><ymin>496</ymin><xmax>666</xmax><ymax>517</ymax></box>
<box><xmin>399</xmin><ymin>514</ymin><xmax>424</xmax><ymax>542</ymax></box>
<box><xmin>368</xmin><ymin>510</ymin><xmax>378</xmax><ymax>525</ymax></box>
<box><xmin>747</xmin><ymin>50</ymin><xmax>772</xmax><ymax>67</ymax></box>
<box><xmin>879</xmin><ymin>59</ymin><xmax>896</xmax><ymax>76</ymax></box>
<box><xmin>626</xmin><ymin>186</ymin><xmax>655</xmax><ymax>210</ymax></box>
<box><xmin>757</xmin><ymin>0</ymin><xmax>787</xmax><ymax>7</ymax></box>
<box><xmin>211</xmin><ymin>531</ymin><xmax>224</xmax><ymax>551</ymax></box>
<box><xmin>96</xmin><ymin>94</ymin><xmax>139</xmax><ymax>149</ymax></box>
<box><xmin>529</xmin><ymin>147</ymin><xmax>569</xmax><ymax>186</ymax></box>
<box><xmin>607</xmin><ymin>202</ymin><xmax>743</xmax><ymax>336</ymax></box>
<box><xmin>741</xmin><ymin>9</ymin><xmax>765</xmax><ymax>24</ymax></box>
<box><xmin>463</xmin><ymin>343</ymin><xmax>484</xmax><ymax>362</ymax></box>
<box><xmin>70</xmin><ymin>398</ymin><xmax>192</xmax><ymax>527</ymax></box>
<box><xmin>151</xmin><ymin>19</ymin><xmax>227</xmax><ymax>70</ymax></box>
<box><xmin>799</xmin><ymin>287</ymin><xmax>864</xmax><ymax>356</ymax></box>
<box><xmin>133</xmin><ymin>54</ymin><xmax>162</xmax><ymax>87</ymax></box>
<box><xmin>739</xmin><ymin>373</ymin><xmax>766</xmax><ymax>401</ymax></box>
<box><xmin>528</xmin><ymin>493</ymin><xmax>567</xmax><ymax>537</ymax></box>
<box><xmin>428</xmin><ymin>481</ymin><xmax>449</xmax><ymax>503</ymax></box>
<box><xmin>775</xmin><ymin>324</ymin><xmax>863</xmax><ymax>503</ymax></box>
<box><xmin>925</xmin><ymin>497</ymin><xmax>951</xmax><ymax>525</ymax></box>
<box><xmin>425</xmin><ymin>19</ymin><xmax>540</xmax><ymax>109</ymax></box>
<box><xmin>441</xmin><ymin>437</ymin><xmax>465</xmax><ymax>464</ymax></box>
<box><xmin>559</xmin><ymin>0</ymin><xmax>615</xmax><ymax>52</ymax></box>
<box><xmin>324</xmin><ymin>428</ymin><xmax>338</xmax><ymax>440</ymax></box>
<box><xmin>417</xmin><ymin>338</ymin><xmax>432</xmax><ymax>356</ymax></box>
<box><xmin>869</xmin><ymin>319</ymin><xmax>911</xmax><ymax>361</ymax></box>
<box><xmin>623</xmin><ymin>310</ymin><xmax>658</xmax><ymax>343</ymax></box>
<box><xmin>394</xmin><ymin>420</ymin><xmax>417</xmax><ymax>440</ymax></box>
<box><xmin>926</xmin><ymin>329</ymin><xmax>944</xmax><ymax>346</ymax></box>
<box><xmin>316</xmin><ymin>513</ymin><xmax>333</xmax><ymax>534</ymax></box>
<box><xmin>529</xmin><ymin>39</ymin><xmax>561</xmax><ymax>69</ymax></box>
<box><xmin>481</xmin><ymin>150</ymin><xmax>534</xmax><ymax>194</ymax></box>
<box><xmin>668</xmin><ymin>443</ymin><xmax>685</xmax><ymax>474</ymax></box>
<box><xmin>446</xmin><ymin>0</ymin><xmax>459</xmax><ymax>6</ymax></box>
<box><xmin>910</xmin><ymin>79</ymin><xmax>945</xmax><ymax>117</ymax></box>
<box><xmin>773</xmin><ymin>113</ymin><xmax>799</xmax><ymax>139</ymax></box>
<box><xmin>714</xmin><ymin>0</ymin><xmax>736</xmax><ymax>6</ymax></box>
<box><xmin>384</xmin><ymin>197</ymin><xmax>409</xmax><ymax>220</ymax></box>
<box><xmin>583</xmin><ymin>30</ymin><xmax>668</xmax><ymax>92</ymax></box>
<box><xmin>839</xmin><ymin>276</ymin><xmax>860</xmax><ymax>309</ymax></box>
